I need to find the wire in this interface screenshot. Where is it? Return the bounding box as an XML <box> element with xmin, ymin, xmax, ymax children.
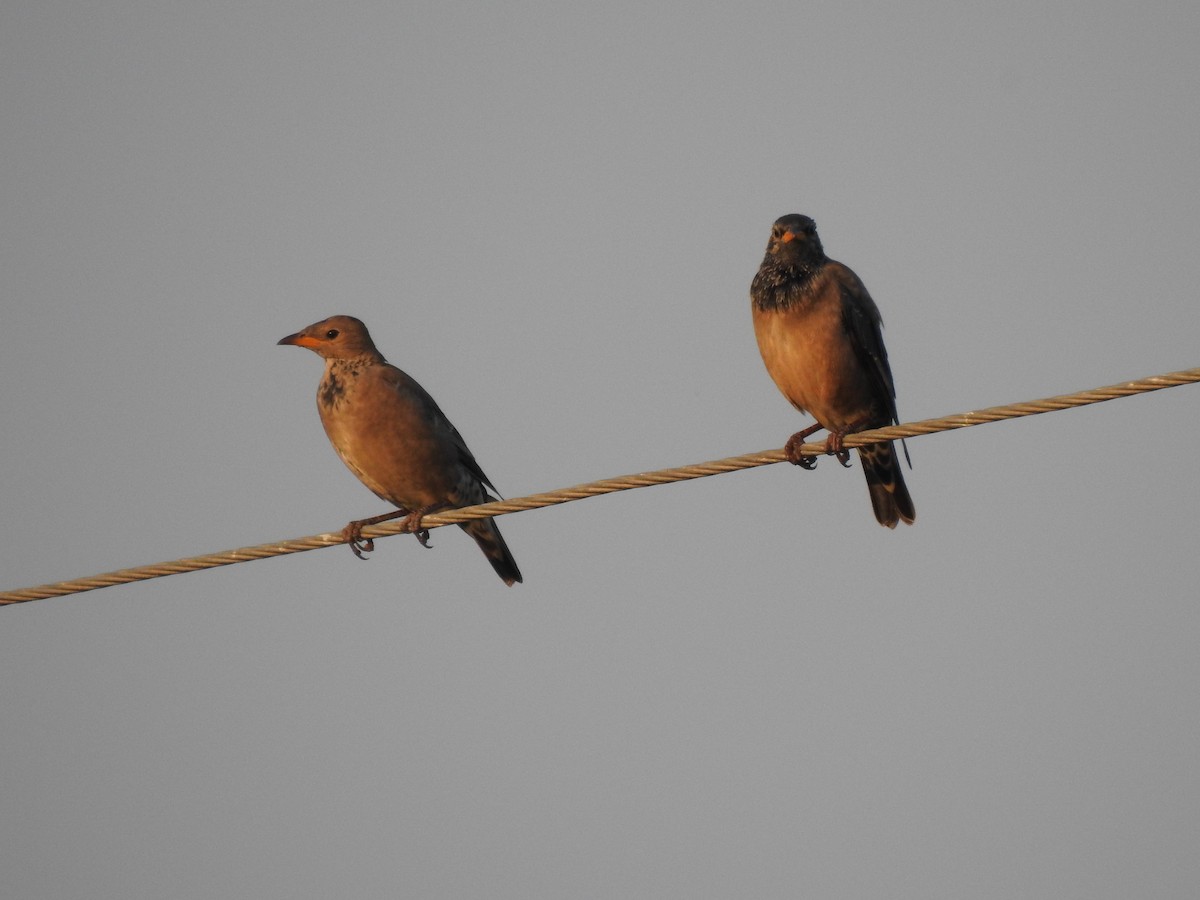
<box><xmin>3</xmin><ymin>365</ymin><xmax>1198</xmax><ymax>605</ymax></box>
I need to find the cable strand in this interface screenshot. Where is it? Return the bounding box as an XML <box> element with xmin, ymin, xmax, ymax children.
<box><xmin>3</xmin><ymin>365</ymin><xmax>1198</xmax><ymax>605</ymax></box>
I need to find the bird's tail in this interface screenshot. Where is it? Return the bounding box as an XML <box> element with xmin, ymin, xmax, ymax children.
<box><xmin>459</xmin><ymin>519</ymin><xmax>523</xmax><ymax>586</ymax></box>
<box><xmin>858</xmin><ymin>441</ymin><xmax>916</xmax><ymax>528</ymax></box>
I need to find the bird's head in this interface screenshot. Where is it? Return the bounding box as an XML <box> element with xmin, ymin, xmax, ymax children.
<box><xmin>277</xmin><ymin>315</ymin><xmax>381</xmax><ymax>361</ymax></box>
<box><xmin>765</xmin><ymin>214</ymin><xmax>825</xmax><ymax>264</ymax></box>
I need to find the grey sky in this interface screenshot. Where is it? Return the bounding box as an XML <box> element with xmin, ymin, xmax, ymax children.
<box><xmin>3</xmin><ymin>1</ymin><xmax>1199</xmax><ymax>897</ymax></box>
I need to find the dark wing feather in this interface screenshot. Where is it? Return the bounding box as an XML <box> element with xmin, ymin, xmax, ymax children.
<box><xmin>838</xmin><ymin>273</ymin><xmax>912</xmax><ymax>467</ymax></box>
<box><xmin>837</xmin><ymin>279</ymin><xmax>899</xmax><ymax>423</ymax></box>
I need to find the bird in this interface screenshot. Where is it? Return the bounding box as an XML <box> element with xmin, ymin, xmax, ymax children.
<box><xmin>750</xmin><ymin>213</ymin><xmax>915</xmax><ymax>527</ymax></box>
<box><xmin>278</xmin><ymin>315</ymin><xmax>523</xmax><ymax>585</ymax></box>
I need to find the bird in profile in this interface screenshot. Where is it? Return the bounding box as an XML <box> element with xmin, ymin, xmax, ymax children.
<box><xmin>750</xmin><ymin>214</ymin><xmax>915</xmax><ymax>527</ymax></box>
<box><xmin>278</xmin><ymin>315</ymin><xmax>522</xmax><ymax>585</ymax></box>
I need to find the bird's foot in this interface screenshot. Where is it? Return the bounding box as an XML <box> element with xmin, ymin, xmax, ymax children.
<box><xmin>401</xmin><ymin>504</ymin><xmax>450</xmax><ymax>549</ymax></box>
<box><xmin>400</xmin><ymin>510</ymin><xmax>431</xmax><ymax>548</ymax></box>
<box><xmin>342</xmin><ymin>521</ymin><xmax>375</xmax><ymax>560</ymax></box>
<box><xmin>824</xmin><ymin>432</ymin><xmax>853</xmax><ymax>468</ymax></box>
<box><xmin>826</xmin><ymin>418</ymin><xmax>876</xmax><ymax>467</ymax></box>
<box><xmin>341</xmin><ymin>506</ymin><xmax>418</xmax><ymax>559</ymax></box>
<box><xmin>784</xmin><ymin>424</ymin><xmax>825</xmax><ymax>469</ymax></box>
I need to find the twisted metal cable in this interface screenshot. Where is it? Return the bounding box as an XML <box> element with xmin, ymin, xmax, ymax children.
<box><xmin>3</xmin><ymin>366</ymin><xmax>1198</xmax><ymax>605</ymax></box>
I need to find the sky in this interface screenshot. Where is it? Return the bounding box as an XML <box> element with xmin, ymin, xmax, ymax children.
<box><xmin>3</xmin><ymin>1</ymin><xmax>1200</xmax><ymax>897</ymax></box>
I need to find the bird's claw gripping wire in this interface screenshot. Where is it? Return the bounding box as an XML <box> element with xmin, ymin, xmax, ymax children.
<box><xmin>340</xmin><ymin>504</ymin><xmax>443</xmax><ymax>559</ymax></box>
<box><xmin>786</xmin><ymin>423</ymin><xmax>862</xmax><ymax>470</ymax></box>
<box><xmin>824</xmin><ymin>431</ymin><xmax>853</xmax><ymax>468</ymax></box>
<box><xmin>404</xmin><ymin>512</ymin><xmax>433</xmax><ymax>549</ymax></box>
<box><xmin>785</xmin><ymin>424</ymin><xmax>825</xmax><ymax>470</ymax></box>
<box><xmin>402</xmin><ymin>504</ymin><xmax>451</xmax><ymax>550</ymax></box>
<box><xmin>342</xmin><ymin>522</ymin><xmax>375</xmax><ymax>560</ymax></box>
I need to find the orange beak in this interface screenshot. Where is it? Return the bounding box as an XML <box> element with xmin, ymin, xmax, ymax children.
<box><xmin>780</xmin><ymin>230</ymin><xmax>796</xmax><ymax>243</ymax></box>
<box><xmin>277</xmin><ymin>332</ymin><xmax>322</xmax><ymax>348</ymax></box>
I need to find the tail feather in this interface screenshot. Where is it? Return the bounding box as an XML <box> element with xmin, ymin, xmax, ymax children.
<box><xmin>858</xmin><ymin>441</ymin><xmax>916</xmax><ymax>528</ymax></box>
<box><xmin>459</xmin><ymin>519</ymin><xmax>523</xmax><ymax>586</ymax></box>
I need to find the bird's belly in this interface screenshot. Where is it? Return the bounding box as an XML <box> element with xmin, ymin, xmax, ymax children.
<box><xmin>753</xmin><ymin>306</ymin><xmax>875</xmax><ymax>432</ymax></box>
<box><xmin>320</xmin><ymin>410</ymin><xmax>455</xmax><ymax>510</ymax></box>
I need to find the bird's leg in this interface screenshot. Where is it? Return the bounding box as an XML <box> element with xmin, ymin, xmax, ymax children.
<box><xmin>784</xmin><ymin>423</ymin><xmax>826</xmax><ymax>470</ymax></box>
<box><xmin>823</xmin><ymin>432</ymin><xmax>853</xmax><ymax>468</ymax></box>
<box><xmin>399</xmin><ymin>503</ymin><xmax>452</xmax><ymax>549</ymax></box>
<box><xmin>824</xmin><ymin>418</ymin><xmax>874</xmax><ymax>468</ymax></box>
<box><xmin>342</xmin><ymin>508</ymin><xmax>412</xmax><ymax>560</ymax></box>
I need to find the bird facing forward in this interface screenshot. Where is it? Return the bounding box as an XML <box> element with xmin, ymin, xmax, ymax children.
<box><xmin>278</xmin><ymin>315</ymin><xmax>522</xmax><ymax>585</ymax></box>
<box><xmin>750</xmin><ymin>214</ymin><xmax>915</xmax><ymax>527</ymax></box>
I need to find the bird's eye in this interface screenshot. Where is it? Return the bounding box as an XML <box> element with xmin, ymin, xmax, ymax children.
<box><xmin>325</xmin><ymin>329</ymin><xmax>339</xmax><ymax>339</ymax></box>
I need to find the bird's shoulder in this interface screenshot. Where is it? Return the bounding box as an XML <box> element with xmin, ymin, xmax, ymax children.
<box><xmin>358</xmin><ymin>361</ymin><xmax>455</xmax><ymax>425</ymax></box>
<box><xmin>824</xmin><ymin>260</ymin><xmax>881</xmax><ymax>321</ymax></box>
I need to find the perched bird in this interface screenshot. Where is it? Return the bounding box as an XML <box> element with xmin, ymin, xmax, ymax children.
<box><xmin>278</xmin><ymin>315</ymin><xmax>522</xmax><ymax>585</ymax></box>
<box><xmin>750</xmin><ymin>214</ymin><xmax>915</xmax><ymax>527</ymax></box>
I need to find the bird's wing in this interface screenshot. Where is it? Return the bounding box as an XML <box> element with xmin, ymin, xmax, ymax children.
<box><xmin>835</xmin><ymin>266</ymin><xmax>901</xmax><ymax>426</ymax></box>
<box><xmin>380</xmin><ymin>364</ymin><xmax>502</xmax><ymax>498</ymax></box>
